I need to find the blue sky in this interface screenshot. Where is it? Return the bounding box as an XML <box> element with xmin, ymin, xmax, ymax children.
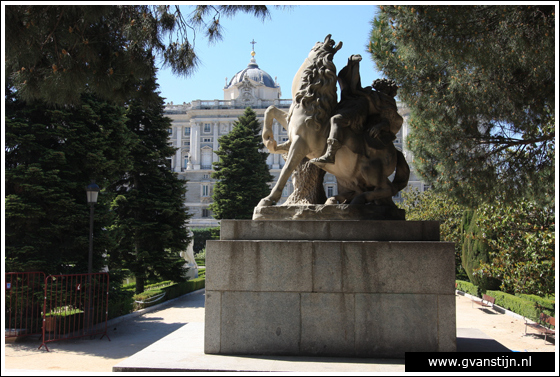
<box><xmin>156</xmin><ymin>4</ymin><xmax>383</xmax><ymax>104</ymax></box>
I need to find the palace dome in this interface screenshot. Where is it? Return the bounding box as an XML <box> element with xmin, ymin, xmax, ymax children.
<box><xmin>225</xmin><ymin>52</ymin><xmax>278</xmax><ymax>89</ymax></box>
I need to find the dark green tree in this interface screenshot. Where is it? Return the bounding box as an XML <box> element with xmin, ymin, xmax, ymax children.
<box><xmin>210</xmin><ymin>107</ymin><xmax>273</xmax><ymax>219</ymax></box>
<box><xmin>5</xmin><ymin>5</ymin><xmax>279</xmax><ymax>106</ymax></box>
<box><xmin>369</xmin><ymin>5</ymin><xmax>555</xmax><ymax>206</ymax></box>
<box><xmin>5</xmin><ymin>85</ymin><xmax>133</xmax><ymax>274</ymax></box>
<box><xmin>461</xmin><ymin>210</ymin><xmax>502</xmax><ymax>292</ymax></box>
<box><xmin>108</xmin><ymin>71</ymin><xmax>191</xmax><ymax>294</ymax></box>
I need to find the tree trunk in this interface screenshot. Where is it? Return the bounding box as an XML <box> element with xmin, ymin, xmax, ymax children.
<box><xmin>135</xmin><ymin>275</ymin><xmax>145</xmax><ymax>295</ymax></box>
<box><xmin>283</xmin><ymin>156</ymin><xmax>327</xmax><ymax>205</ymax></box>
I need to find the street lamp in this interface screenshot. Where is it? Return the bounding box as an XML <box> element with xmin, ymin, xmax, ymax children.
<box><xmin>86</xmin><ymin>181</ymin><xmax>100</xmax><ymax>275</ymax></box>
<box><xmin>85</xmin><ymin>181</ymin><xmax>100</xmax><ymax>335</ymax></box>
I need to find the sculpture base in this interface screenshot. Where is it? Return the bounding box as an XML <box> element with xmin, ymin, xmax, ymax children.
<box><xmin>204</xmin><ymin>220</ymin><xmax>456</xmax><ymax>358</ymax></box>
<box><xmin>253</xmin><ymin>204</ymin><xmax>405</xmax><ymax>220</ymax></box>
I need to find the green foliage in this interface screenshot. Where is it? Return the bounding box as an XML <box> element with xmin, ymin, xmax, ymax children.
<box><xmin>370</xmin><ymin>5</ymin><xmax>555</xmax><ymax>206</ymax></box>
<box><xmin>5</xmin><ymin>88</ymin><xmax>132</xmax><ymax>274</ymax></box>
<box><xmin>132</xmin><ymin>276</ymin><xmax>206</xmax><ymax>310</ymax></box>
<box><xmin>192</xmin><ymin>227</ymin><xmax>220</xmax><ymax>254</ymax></box>
<box><xmin>456</xmin><ymin>281</ymin><xmax>554</xmax><ymax>322</ymax></box>
<box><xmin>461</xmin><ymin>210</ymin><xmax>502</xmax><ymax>291</ymax></box>
<box><xmin>486</xmin><ymin>290</ymin><xmax>555</xmax><ymax>322</ymax></box>
<box><xmin>455</xmin><ymin>280</ymin><xmax>483</xmax><ymax>298</ymax></box>
<box><xmin>108</xmin><ymin>71</ymin><xmax>191</xmax><ymax>294</ymax></box>
<box><xmin>210</xmin><ymin>107</ymin><xmax>273</xmax><ymax>219</ymax></box>
<box><xmin>473</xmin><ymin>199</ymin><xmax>555</xmax><ymax>296</ymax></box>
<box><xmin>400</xmin><ymin>188</ymin><xmax>466</xmax><ymax>279</ymax></box>
<box><xmin>5</xmin><ymin>5</ymin><xmax>278</xmax><ymax>106</ymax></box>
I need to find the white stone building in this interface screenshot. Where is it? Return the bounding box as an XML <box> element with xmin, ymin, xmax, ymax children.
<box><xmin>164</xmin><ymin>50</ymin><xmax>427</xmax><ymax>228</ymax></box>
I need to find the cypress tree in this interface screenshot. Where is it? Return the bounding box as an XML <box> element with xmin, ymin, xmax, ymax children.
<box><xmin>461</xmin><ymin>210</ymin><xmax>501</xmax><ymax>291</ymax></box>
<box><xmin>108</xmin><ymin>70</ymin><xmax>191</xmax><ymax>294</ymax></box>
<box><xmin>210</xmin><ymin>107</ymin><xmax>273</xmax><ymax>219</ymax></box>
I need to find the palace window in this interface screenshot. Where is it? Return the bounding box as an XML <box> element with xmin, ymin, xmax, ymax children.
<box><xmin>184</xmin><ymin>127</ymin><xmax>191</xmax><ymax>136</ymax></box>
<box><xmin>203</xmin><ymin>123</ymin><xmax>211</xmax><ymax>133</ymax></box>
<box><xmin>202</xmin><ymin>208</ymin><xmax>211</xmax><ymax>218</ymax></box>
<box><xmin>202</xmin><ymin>184</ymin><xmax>209</xmax><ymax>197</ymax></box>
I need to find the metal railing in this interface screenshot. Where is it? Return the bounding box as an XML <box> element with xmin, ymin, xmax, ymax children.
<box><xmin>4</xmin><ymin>271</ymin><xmax>110</xmax><ymax>351</ymax></box>
<box><xmin>5</xmin><ymin>272</ymin><xmax>46</xmax><ymax>338</ymax></box>
<box><xmin>39</xmin><ymin>273</ymin><xmax>110</xmax><ymax>351</ymax></box>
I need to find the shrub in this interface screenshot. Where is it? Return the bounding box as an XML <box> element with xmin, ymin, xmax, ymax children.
<box><xmin>486</xmin><ymin>290</ymin><xmax>554</xmax><ymax>322</ymax></box>
<box><xmin>455</xmin><ymin>280</ymin><xmax>483</xmax><ymax>297</ymax></box>
<box><xmin>461</xmin><ymin>210</ymin><xmax>501</xmax><ymax>291</ymax></box>
<box><xmin>455</xmin><ymin>279</ymin><xmax>555</xmax><ymax>323</ymax></box>
<box><xmin>192</xmin><ymin>227</ymin><xmax>220</xmax><ymax>253</ymax></box>
<box><xmin>131</xmin><ymin>277</ymin><xmax>206</xmax><ymax>310</ymax></box>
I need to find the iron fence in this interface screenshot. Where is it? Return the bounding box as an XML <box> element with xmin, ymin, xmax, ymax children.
<box><xmin>5</xmin><ymin>272</ymin><xmax>46</xmax><ymax>338</ymax></box>
<box><xmin>39</xmin><ymin>273</ymin><xmax>110</xmax><ymax>351</ymax></box>
<box><xmin>3</xmin><ymin>271</ymin><xmax>110</xmax><ymax>351</ymax></box>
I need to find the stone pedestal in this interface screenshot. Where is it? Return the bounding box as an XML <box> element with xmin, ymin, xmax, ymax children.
<box><xmin>253</xmin><ymin>204</ymin><xmax>405</xmax><ymax>220</ymax></box>
<box><xmin>204</xmin><ymin>219</ymin><xmax>456</xmax><ymax>358</ymax></box>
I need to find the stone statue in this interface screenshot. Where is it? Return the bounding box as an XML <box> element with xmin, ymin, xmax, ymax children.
<box><xmin>180</xmin><ymin>230</ymin><xmax>198</xmax><ymax>279</ymax></box>
<box><xmin>257</xmin><ymin>34</ymin><xmax>409</xmax><ymax>212</ymax></box>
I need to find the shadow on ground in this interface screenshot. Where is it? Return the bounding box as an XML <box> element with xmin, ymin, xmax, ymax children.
<box><xmin>6</xmin><ymin>290</ymin><xmax>207</xmax><ymax>360</ymax></box>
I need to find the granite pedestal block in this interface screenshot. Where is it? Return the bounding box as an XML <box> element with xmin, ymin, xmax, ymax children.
<box><xmin>204</xmin><ymin>220</ymin><xmax>456</xmax><ymax>358</ymax></box>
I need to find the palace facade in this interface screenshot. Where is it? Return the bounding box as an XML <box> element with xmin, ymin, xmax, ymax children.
<box><xmin>163</xmin><ymin>50</ymin><xmax>428</xmax><ymax>228</ymax></box>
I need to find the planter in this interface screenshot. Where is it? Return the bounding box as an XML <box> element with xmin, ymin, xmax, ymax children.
<box><xmin>44</xmin><ymin>312</ymin><xmax>85</xmax><ymax>334</ymax></box>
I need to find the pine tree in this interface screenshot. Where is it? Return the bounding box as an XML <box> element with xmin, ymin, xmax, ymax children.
<box><xmin>5</xmin><ymin>5</ymin><xmax>276</xmax><ymax>106</ymax></box>
<box><xmin>210</xmin><ymin>107</ymin><xmax>273</xmax><ymax>219</ymax></box>
<box><xmin>108</xmin><ymin>70</ymin><xmax>191</xmax><ymax>294</ymax></box>
<box><xmin>369</xmin><ymin>5</ymin><xmax>554</xmax><ymax>206</ymax></box>
<box><xmin>5</xmin><ymin>85</ymin><xmax>133</xmax><ymax>274</ymax></box>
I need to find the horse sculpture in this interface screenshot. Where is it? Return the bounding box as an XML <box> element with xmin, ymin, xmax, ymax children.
<box><xmin>257</xmin><ymin>34</ymin><xmax>409</xmax><ymax>209</ymax></box>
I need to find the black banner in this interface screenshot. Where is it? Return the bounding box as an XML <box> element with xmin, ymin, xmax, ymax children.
<box><xmin>405</xmin><ymin>352</ymin><xmax>556</xmax><ymax>372</ymax></box>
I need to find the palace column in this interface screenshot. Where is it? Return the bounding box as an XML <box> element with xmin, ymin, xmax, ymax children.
<box><xmin>175</xmin><ymin>125</ymin><xmax>183</xmax><ymax>172</ymax></box>
<box><xmin>213</xmin><ymin>122</ymin><xmax>219</xmax><ymax>162</ymax></box>
<box><xmin>191</xmin><ymin>122</ymin><xmax>201</xmax><ymax>169</ymax></box>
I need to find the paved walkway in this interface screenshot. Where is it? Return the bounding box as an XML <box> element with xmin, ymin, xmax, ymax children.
<box><xmin>3</xmin><ymin>290</ymin><xmax>555</xmax><ymax>374</ymax></box>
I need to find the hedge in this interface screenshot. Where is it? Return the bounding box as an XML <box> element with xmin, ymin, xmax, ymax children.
<box><xmin>133</xmin><ymin>276</ymin><xmax>206</xmax><ymax>310</ymax></box>
<box><xmin>192</xmin><ymin>227</ymin><xmax>220</xmax><ymax>253</ymax></box>
<box><xmin>486</xmin><ymin>290</ymin><xmax>555</xmax><ymax>323</ymax></box>
<box><xmin>455</xmin><ymin>280</ymin><xmax>482</xmax><ymax>297</ymax></box>
<box><xmin>456</xmin><ymin>279</ymin><xmax>555</xmax><ymax>324</ymax></box>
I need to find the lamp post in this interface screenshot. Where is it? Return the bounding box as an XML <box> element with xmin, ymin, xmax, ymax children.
<box><xmin>86</xmin><ymin>182</ymin><xmax>100</xmax><ymax>275</ymax></box>
<box><xmin>85</xmin><ymin>181</ymin><xmax>99</xmax><ymax>334</ymax></box>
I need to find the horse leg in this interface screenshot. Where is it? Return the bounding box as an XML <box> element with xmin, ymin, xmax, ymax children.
<box><xmin>257</xmin><ymin>136</ymin><xmax>309</xmax><ymax>207</ymax></box>
<box><xmin>263</xmin><ymin>106</ymin><xmax>289</xmax><ymax>154</ymax></box>
<box><xmin>310</xmin><ymin>114</ymin><xmax>344</xmax><ymax>165</ymax></box>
